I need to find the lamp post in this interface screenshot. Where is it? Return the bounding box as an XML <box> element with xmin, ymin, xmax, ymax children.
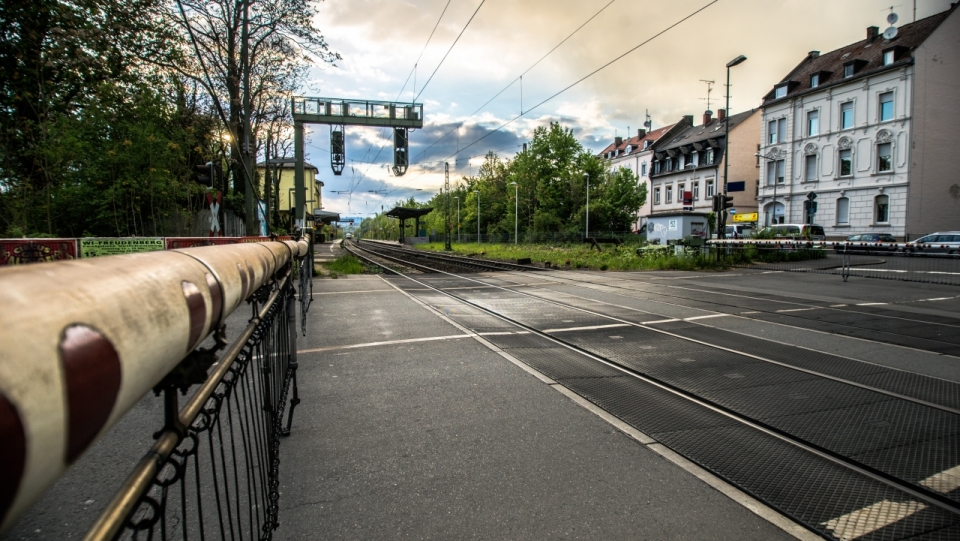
<box><xmin>584</xmin><ymin>173</ymin><xmax>590</xmax><ymax>239</ymax></box>
<box><xmin>510</xmin><ymin>181</ymin><xmax>518</xmax><ymax>244</ymax></box>
<box><xmin>454</xmin><ymin>196</ymin><xmax>460</xmax><ymax>243</ymax></box>
<box><xmin>474</xmin><ymin>190</ymin><xmax>480</xmax><ymax>244</ymax></box>
<box><xmin>720</xmin><ymin>54</ymin><xmax>747</xmax><ymax>240</ymax></box>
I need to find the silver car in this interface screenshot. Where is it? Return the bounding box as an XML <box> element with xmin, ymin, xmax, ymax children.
<box><xmin>904</xmin><ymin>231</ymin><xmax>960</xmax><ymax>256</ymax></box>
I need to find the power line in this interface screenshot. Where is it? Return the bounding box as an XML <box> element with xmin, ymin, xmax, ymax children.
<box><xmin>411</xmin><ymin>0</ymin><xmax>617</xmax><ymax>163</ymax></box>
<box><xmin>378</xmin><ymin>0</ymin><xmax>719</xmax><ymax>204</ymax></box>
<box><xmin>414</xmin><ymin>0</ymin><xmax>486</xmax><ymax>102</ymax></box>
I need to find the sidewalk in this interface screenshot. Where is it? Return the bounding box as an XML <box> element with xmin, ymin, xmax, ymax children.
<box><xmin>279</xmin><ymin>275</ymin><xmax>801</xmax><ymax>540</ymax></box>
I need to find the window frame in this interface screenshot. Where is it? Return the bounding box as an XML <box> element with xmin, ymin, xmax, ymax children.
<box><xmin>843</xmin><ymin>63</ymin><xmax>855</xmax><ymax>78</ymax></box>
<box><xmin>654</xmin><ymin>187</ymin><xmax>661</xmax><ymax>205</ymax></box>
<box><xmin>693</xmin><ymin>181</ymin><xmax>700</xmax><ymax>200</ymax></box>
<box><xmin>836</xmin><ymin>196</ymin><xmax>850</xmax><ymax>225</ymax></box>
<box><xmin>838</xmin><ymin>148</ymin><xmax>853</xmax><ymax>177</ymax></box>
<box><xmin>882</xmin><ymin>49</ymin><xmax>895</xmax><ymax>66</ymax></box>
<box><xmin>840</xmin><ymin>102</ymin><xmax>854</xmax><ymax>130</ymax></box>
<box><xmin>665</xmin><ymin>185</ymin><xmax>673</xmax><ymax>204</ymax></box>
<box><xmin>810</xmin><ymin>73</ymin><xmax>820</xmax><ymax>88</ymax></box>
<box><xmin>804</xmin><ymin>154</ymin><xmax>818</xmax><ymax>182</ymax></box>
<box><xmin>705</xmin><ymin>148</ymin><xmax>714</xmax><ymax>164</ymax></box>
<box><xmin>875</xmin><ymin>194</ymin><xmax>890</xmax><ymax>224</ymax></box>
<box><xmin>774</xmin><ymin>85</ymin><xmax>787</xmax><ymax>99</ymax></box>
<box><xmin>877</xmin><ymin>142</ymin><xmax>893</xmax><ymax>173</ymax></box>
<box><xmin>706</xmin><ymin>179</ymin><xmax>715</xmax><ymax>198</ymax></box>
<box><xmin>807</xmin><ymin>110</ymin><xmax>819</xmax><ymax>136</ymax></box>
<box><xmin>879</xmin><ymin>92</ymin><xmax>894</xmax><ymax>122</ymax></box>
<box><xmin>641</xmin><ymin>162</ymin><xmax>647</xmax><ymax>177</ymax></box>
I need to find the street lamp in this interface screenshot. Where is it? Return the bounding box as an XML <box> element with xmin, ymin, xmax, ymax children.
<box><xmin>454</xmin><ymin>196</ymin><xmax>460</xmax><ymax>243</ymax></box>
<box><xmin>474</xmin><ymin>190</ymin><xmax>480</xmax><ymax>244</ymax></box>
<box><xmin>721</xmin><ymin>54</ymin><xmax>747</xmax><ymax>240</ymax></box>
<box><xmin>510</xmin><ymin>181</ymin><xmax>518</xmax><ymax>244</ymax></box>
<box><xmin>584</xmin><ymin>173</ymin><xmax>590</xmax><ymax>239</ymax></box>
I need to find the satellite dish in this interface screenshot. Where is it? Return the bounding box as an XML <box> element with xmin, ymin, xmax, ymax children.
<box><xmin>887</xmin><ymin>12</ymin><xmax>899</xmax><ymax>25</ymax></box>
<box><xmin>883</xmin><ymin>26</ymin><xmax>899</xmax><ymax>40</ymax></box>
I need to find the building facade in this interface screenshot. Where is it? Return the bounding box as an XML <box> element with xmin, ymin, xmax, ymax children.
<box><xmin>648</xmin><ymin>109</ymin><xmax>760</xmax><ymax>226</ymax></box>
<box><xmin>597</xmin><ymin>124</ymin><xmax>679</xmax><ymax>232</ymax></box>
<box><xmin>758</xmin><ymin>6</ymin><xmax>959</xmax><ymax>239</ymax></box>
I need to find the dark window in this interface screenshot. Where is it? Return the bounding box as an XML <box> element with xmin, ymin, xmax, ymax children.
<box><xmin>839</xmin><ymin>149</ymin><xmax>853</xmax><ymax>176</ymax></box>
<box><xmin>877</xmin><ymin>143</ymin><xmax>892</xmax><ymax>172</ymax></box>
<box><xmin>727</xmin><ymin>181</ymin><xmax>745</xmax><ymax>192</ymax></box>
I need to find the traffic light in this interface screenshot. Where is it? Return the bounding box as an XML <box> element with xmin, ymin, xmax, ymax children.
<box><xmin>719</xmin><ymin>195</ymin><xmax>734</xmax><ymax>212</ymax></box>
<box><xmin>194</xmin><ymin>161</ymin><xmax>214</xmax><ymax>186</ymax></box>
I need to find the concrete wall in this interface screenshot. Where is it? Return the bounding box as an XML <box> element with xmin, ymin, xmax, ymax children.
<box><xmin>908</xmin><ymin>7</ymin><xmax>960</xmax><ymax>239</ymax></box>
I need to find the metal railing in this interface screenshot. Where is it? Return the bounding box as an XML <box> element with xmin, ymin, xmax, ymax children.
<box><xmin>710</xmin><ymin>240</ymin><xmax>960</xmax><ymax>286</ymax></box>
<box><xmin>0</xmin><ymin>238</ymin><xmax>310</xmax><ymax>539</ymax></box>
<box><xmin>292</xmin><ymin>96</ymin><xmax>423</xmax><ymax>122</ymax></box>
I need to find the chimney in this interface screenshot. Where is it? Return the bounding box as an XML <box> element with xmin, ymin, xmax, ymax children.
<box><xmin>808</xmin><ymin>50</ymin><xmax>820</xmax><ymax>59</ymax></box>
<box><xmin>637</xmin><ymin>128</ymin><xmax>646</xmax><ymax>139</ymax></box>
<box><xmin>867</xmin><ymin>26</ymin><xmax>879</xmax><ymax>41</ymax></box>
<box><xmin>717</xmin><ymin>108</ymin><xmax>726</xmax><ymax>122</ymax></box>
<box><xmin>615</xmin><ymin>136</ymin><xmax>623</xmax><ymax>146</ymax></box>
<box><xmin>703</xmin><ymin>110</ymin><xmax>713</xmax><ymax>126</ymax></box>
<box><xmin>683</xmin><ymin>114</ymin><xmax>694</xmax><ymax>126</ymax></box>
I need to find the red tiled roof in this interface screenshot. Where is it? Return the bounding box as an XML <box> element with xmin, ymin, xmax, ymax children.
<box><xmin>763</xmin><ymin>7</ymin><xmax>954</xmax><ymax>105</ymax></box>
<box><xmin>598</xmin><ymin>124</ymin><xmax>676</xmax><ymax>158</ymax></box>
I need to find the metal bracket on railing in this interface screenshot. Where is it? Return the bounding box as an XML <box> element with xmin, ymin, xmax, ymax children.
<box><xmin>151</xmin><ymin>326</ymin><xmax>227</xmax><ymax>436</ymax></box>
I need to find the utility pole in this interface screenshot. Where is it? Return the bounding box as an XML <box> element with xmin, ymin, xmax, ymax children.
<box><xmin>241</xmin><ymin>0</ymin><xmax>258</xmax><ymax>236</ymax></box>
<box><xmin>444</xmin><ymin>162</ymin><xmax>451</xmax><ymax>251</ymax></box>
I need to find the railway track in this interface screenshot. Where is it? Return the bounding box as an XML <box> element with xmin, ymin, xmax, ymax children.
<box><xmin>347</xmin><ymin>241</ymin><xmax>960</xmax><ymax>540</ymax></box>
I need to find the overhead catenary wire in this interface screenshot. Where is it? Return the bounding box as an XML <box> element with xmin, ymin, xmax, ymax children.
<box><xmin>379</xmin><ymin>0</ymin><xmax>719</xmax><ymax>202</ymax></box>
<box><xmin>414</xmin><ymin>0</ymin><xmax>487</xmax><ymax>103</ymax></box>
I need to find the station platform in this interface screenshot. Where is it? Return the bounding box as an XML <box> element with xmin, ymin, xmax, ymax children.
<box><xmin>279</xmin><ymin>275</ymin><xmax>807</xmax><ymax>540</ymax></box>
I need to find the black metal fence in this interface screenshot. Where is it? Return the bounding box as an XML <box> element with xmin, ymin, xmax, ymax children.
<box><xmin>85</xmin><ymin>264</ymin><xmax>303</xmax><ymax>540</ymax></box>
<box><xmin>711</xmin><ymin>240</ymin><xmax>960</xmax><ymax>286</ymax></box>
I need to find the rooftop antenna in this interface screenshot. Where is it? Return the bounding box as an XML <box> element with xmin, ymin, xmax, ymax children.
<box><xmin>884</xmin><ymin>8</ymin><xmax>900</xmax><ymax>40</ymax></box>
<box><xmin>699</xmin><ymin>80</ymin><xmax>716</xmax><ymax>112</ymax></box>
<box><xmin>643</xmin><ymin>109</ymin><xmax>652</xmax><ymax>131</ymax></box>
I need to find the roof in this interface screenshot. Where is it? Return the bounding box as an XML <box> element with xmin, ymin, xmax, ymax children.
<box><xmin>312</xmin><ymin>209</ymin><xmax>340</xmax><ymax>224</ymax></box>
<box><xmin>385</xmin><ymin>207</ymin><xmax>434</xmax><ymax>220</ymax></box>
<box><xmin>653</xmin><ymin>109</ymin><xmax>756</xmax><ymax>153</ymax></box>
<box><xmin>762</xmin><ymin>7</ymin><xmax>954</xmax><ymax>106</ymax></box>
<box><xmin>597</xmin><ymin>124</ymin><xmax>676</xmax><ymax>159</ymax></box>
<box><xmin>256</xmin><ymin>161</ymin><xmax>320</xmax><ymax>173</ymax></box>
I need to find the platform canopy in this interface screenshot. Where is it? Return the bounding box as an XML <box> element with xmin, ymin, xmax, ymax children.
<box><xmin>385</xmin><ymin>207</ymin><xmax>434</xmax><ymax>220</ymax></box>
<box><xmin>312</xmin><ymin>209</ymin><xmax>340</xmax><ymax>224</ymax></box>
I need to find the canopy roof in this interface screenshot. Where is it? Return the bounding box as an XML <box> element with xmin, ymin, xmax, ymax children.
<box><xmin>385</xmin><ymin>207</ymin><xmax>433</xmax><ymax>220</ymax></box>
<box><xmin>312</xmin><ymin>209</ymin><xmax>340</xmax><ymax>224</ymax></box>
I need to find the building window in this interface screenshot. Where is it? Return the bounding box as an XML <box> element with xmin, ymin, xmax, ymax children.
<box><xmin>693</xmin><ymin>181</ymin><xmax>700</xmax><ymax>200</ymax></box>
<box><xmin>705</xmin><ymin>148</ymin><xmax>714</xmax><ymax>163</ymax></box>
<box><xmin>706</xmin><ymin>180</ymin><xmax>715</xmax><ymax>198</ymax></box>
<box><xmin>875</xmin><ymin>194</ymin><xmax>889</xmax><ymax>223</ymax></box>
<box><xmin>805</xmin><ymin>154</ymin><xmax>817</xmax><ymax>181</ymax></box>
<box><xmin>641</xmin><ymin>162</ymin><xmax>647</xmax><ymax>176</ymax></box>
<box><xmin>810</xmin><ymin>73</ymin><xmax>820</xmax><ymax>87</ymax></box>
<box><xmin>666</xmin><ymin>158</ymin><xmax>673</xmax><ymax>172</ymax></box>
<box><xmin>844</xmin><ymin>63</ymin><xmax>855</xmax><ymax>78</ymax></box>
<box><xmin>839</xmin><ymin>149</ymin><xmax>853</xmax><ymax>176</ymax></box>
<box><xmin>807</xmin><ymin>110</ymin><xmax>819</xmax><ymax>136</ymax></box>
<box><xmin>768</xmin><ymin>119</ymin><xmax>786</xmax><ymax>144</ymax></box>
<box><xmin>841</xmin><ymin>102</ymin><xmax>853</xmax><ymax>129</ymax></box>
<box><xmin>654</xmin><ymin>161</ymin><xmax>661</xmax><ymax>174</ymax></box>
<box><xmin>766</xmin><ymin>159</ymin><xmax>785</xmax><ymax>185</ymax></box>
<box><xmin>775</xmin><ymin>85</ymin><xmax>787</xmax><ymax>99</ymax></box>
<box><xmin>690</xmin><ymin>152</ymin><xmax>699</xmax><ymax>166</ymax></box>
<box><xmin>678</xmin><ymin>183</ymin><xmax>685</xmax><ymax>197</ymax></box>
<box><xmin>877</xmin><ymin>142</ymin><xmax>892</xmax><ymax>172</ymax></box>
<box><xmin>883</xmin><ymin>50</ymin><xmax>895</xmax><ymax>66</ymax></box>
<box><xmin>836</xmin><ymin>197</ymin><xmax>849</xmax><ymax>224</ymax></box>
<box><xmin>679</xmin><ymin>154</ymin><xmax>686</xmax><ymax>169</ymax></box>
<box><xmin>654</xmin><ymin>187</ymin><xmax>660</xmax><ymax>204</ymax></box>
<box><xmin>879</xmin><ymin>92</ymin><xmax>894</xmax><ymax>122</ymax></box>
<box><xmin>665</xmin><ymin>186</ymin><xmax>673</xmax><ymax>203</ymax></box>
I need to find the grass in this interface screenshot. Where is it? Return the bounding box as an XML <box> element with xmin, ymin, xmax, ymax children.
<box><xmin>415</xmin><ymin>242</ymin><xmax>732</xmax><ymax>272</ymax></box>
<box><xmin>319</xmin><ymin>255</ymin><xmax>366</xmax><ymax>278</ymax></box>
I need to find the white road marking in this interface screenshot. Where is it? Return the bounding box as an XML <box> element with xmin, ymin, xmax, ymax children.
<box><xmin>830</xmin><ymin>304</ymin><xmax>848</xmax><ymax>307</ymax></box>
<box><xmin>683</xmin><ymin>313</ymin><xmax>731</xmax><ymax>321</ymax></box>
<box><xmin>740</xmin><ymin>311</ymin><xmax>761</xmax><ymax>314</ymax></box>
<box><xmin>919</xmin><ymin>464</ymin><xmax>960</xmax><ymax>494</ymax></box>
<box><xmin>775</xmin><ymin>307</ymin><xmax>820</xmax><ymax>313</ymax></box>
<box><xmin>916</xmin><ymin>296</ymin><xmax>958</xmax><ymax>302</ymax></box>
<box><xmin>642</xmin><ymin>318</ymin><xmax>680</xmax><ymax>324</ymax></box>
<box><xmin>298</xmin><ymin>334</ymin><xmax>470</xmax><ymax>354</ymax></box>
<box><xmin>543</xmin><ymin>323</ymin><xmax>630</xmax><ymax>333</ymax></box>
<box><xmin>856</xmin><ymin>303</ymin><xmax>888</xmax><ymax>306</ymax></box>
<box><xmin>476</xmin><ymin>331</ymin><xmax>530</xmax><ymax>336</ymax></box>
<box><xmin>821</xmin><ymin>500</ymin><xmax>926</xmax><ymax>541</ymax></box>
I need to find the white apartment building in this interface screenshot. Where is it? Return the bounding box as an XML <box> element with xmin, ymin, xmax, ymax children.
<box><xmin>597</xmin><ymin>124</ymin><xmax>679</xmax><ymax>232</ymax></box>
<box><xmin>758</xmin><ymin>6</ymin><xmax>959</xmax><ymax>239</ymax></box>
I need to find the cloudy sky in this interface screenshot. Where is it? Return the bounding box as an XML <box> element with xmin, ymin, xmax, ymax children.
<box><xmin>303</xmin><ymin>0</ymin><xmax>953</xmax><ymax>215</ymax></box>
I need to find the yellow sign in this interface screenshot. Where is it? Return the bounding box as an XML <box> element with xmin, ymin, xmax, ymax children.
<box><xmin>733</xmin><ymin>213</ymin><xmax>758</xmax><ymax>223</ymax></box>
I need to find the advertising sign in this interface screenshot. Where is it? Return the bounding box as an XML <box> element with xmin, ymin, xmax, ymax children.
<box><xmin>0</xmin><ymin>239</ymin><xmax>78</xmax><ymax>266</ymax></box>
<box><xmin>166</xmin><ymin>236</ymin><xmax>289</xmax><ymax>250</ymax></box>
<box><xmin>80</xmin><ymin>238</ymin><xmax>164</xmax><ymax>258</ymax></box>
<box><xmin>733</xmin><ymin>213</ymin><xmax>759</xmax><ymax>223</ymax></box>
<box><xmin>668</xmin><ymin>219</ymin><xmax>678</xmax><ymax>231</ymax></box>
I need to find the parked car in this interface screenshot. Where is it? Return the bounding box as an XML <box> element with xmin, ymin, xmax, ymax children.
<box><xmin>834</xmin><ymin>233</ymin><xmax>899</xmax><ymax>253</ymax></box>
<box><xmin>904</xmin><ymin>232</ymin><xmax>960</xmax><ymax>256</ymax></box>
<box><xmin>756</xmin><ymin>224</ymin><xmax>826</xmax><ymax>241</ymax></box>
<box><xmin>724</xmin><ymin>224</ymin><xmax>755</xmax><ymax>239</ymax></box>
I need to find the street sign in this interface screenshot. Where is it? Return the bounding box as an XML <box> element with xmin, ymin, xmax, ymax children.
<box><xmin>728</xmin><ymin>208</ymin><xmax>737</xmax><ymax>214</ymax></box>
<box><xmin>733</xmin><ymin>212</ymin><xmax>758</xmax><ymax>223</ymax></box>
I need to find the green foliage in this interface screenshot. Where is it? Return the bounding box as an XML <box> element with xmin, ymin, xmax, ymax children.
<box><xmin>322</xmin><ymin>255</ymin><xmax>365</xmax><ymax>275</ymax></box>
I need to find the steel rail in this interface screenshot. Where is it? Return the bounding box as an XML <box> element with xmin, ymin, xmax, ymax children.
<box><xmin>82</xmin><ymin>271</ymin><xmax>291</xmax><ymax>541</ymax></box>
<box><xmin>348</xmin><ymin>241</ymin><xmax>497</xmax><ymax>274</ymax></box>
<box><xmin>356</xmin><ymin>239</ymin><xmax>544</xmax><ymax>272</ymax></box>
<box><xmin>353</xmin><ymin>250</ymin><xmax>960</xmax><ymax>517</ymax></box>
